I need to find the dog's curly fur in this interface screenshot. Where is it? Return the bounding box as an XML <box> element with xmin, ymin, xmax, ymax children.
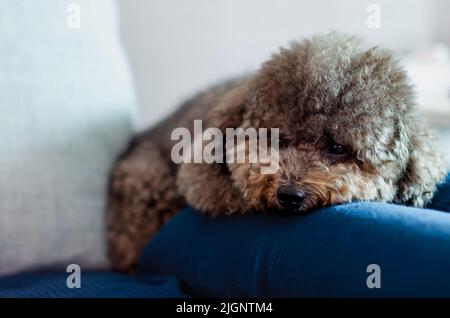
<box><xmin>106</xmin><ymin>33</ymin><xmax>446</xmax><ymax>271</ymax></box>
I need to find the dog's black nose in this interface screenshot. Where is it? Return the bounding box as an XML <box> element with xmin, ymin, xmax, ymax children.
<box><xmin>277</xmin><ymin>186</ymin><xmax>306</xmax><ymax>211</ymax></box>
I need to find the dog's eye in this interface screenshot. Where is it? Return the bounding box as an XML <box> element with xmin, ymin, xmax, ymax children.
<box><xmin>278</xmin><ymin>137</ymin><xmax>287</xmax><ymax>148</ymax></box>
<box><xmin>327</xmin><ymin>143</ymin><xmax>347</xmax><ymax>156</ymax></box>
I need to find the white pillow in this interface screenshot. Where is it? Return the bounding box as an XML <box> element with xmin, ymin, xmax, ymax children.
<box><xmin>0</xmin><ymin>0</ymin><xmax>136</xmax><ymax>275</ymax></box>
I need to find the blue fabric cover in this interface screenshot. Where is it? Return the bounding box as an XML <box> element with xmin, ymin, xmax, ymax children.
<box><xmin>138</xmin><ymin>174</ymin><xmax>450</xmax><ymax>297</ymax></box>
<box><xmin>0</xmin><ymin>271</ymin><xmax>187</xmax><ymax>298</ymax></box>
<box><xmin>430</xmin><ymin>173</ymin><xmax>450</xmax><ymax>212</ymax></box>
<box><xmin>1</xmin><ymin>174</ymin><xmax>449</xmax><ymax>297</ymax></box>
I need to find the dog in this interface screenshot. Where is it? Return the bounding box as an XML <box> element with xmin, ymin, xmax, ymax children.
<box><xmin>106</xmin><ymin>33</ymin><xmax>446</xmax><ymax>271</ymax></box>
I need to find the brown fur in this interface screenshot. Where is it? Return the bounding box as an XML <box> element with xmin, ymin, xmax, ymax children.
<box><xmin>106</xmin><ymin>33</ymin><xmax>446</xmax><ymax>271</ymax></box>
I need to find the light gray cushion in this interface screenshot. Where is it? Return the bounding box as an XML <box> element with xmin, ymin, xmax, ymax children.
<box><xmin>0</xmin><ymin>0</ymin><xmax>136</xmax><ymax>275</ymax></box>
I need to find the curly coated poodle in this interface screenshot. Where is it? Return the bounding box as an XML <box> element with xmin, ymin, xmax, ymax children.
<box><xmin>106</xmin><ymin>32</ymin><xmax>446</xmax><ymax>271</ymax></box>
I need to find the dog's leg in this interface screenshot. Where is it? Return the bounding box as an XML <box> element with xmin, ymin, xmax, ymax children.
<box><xmin>106</xmin><ymin>139</ymin><xmax>182</xmax><ymax>271</ymax></box>
<box><xmin>177</xmin><ymin>162</ymin><xmax>247</xmax><ymax>216</ymax></box>
<box><xmin>395</xmin><ymin>121</ymin><xmax>446</xmax><ymax>207</ymax></box>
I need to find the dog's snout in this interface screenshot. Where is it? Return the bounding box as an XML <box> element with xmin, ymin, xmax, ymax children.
<box><xmin>277</xmin><ymin>185</ymin><xmax>306</xmax><ymax>211</ymax></box>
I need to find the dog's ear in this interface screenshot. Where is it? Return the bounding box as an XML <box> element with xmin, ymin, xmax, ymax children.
<box><xmin>395</xmin><ymin>120</ymin><xmax>446</xmax><ymax>207</ymax></box>
<box><xmin>177</xmin><ymin>82</ymin><xmax>252</xmax><ymax>216</ymax></box>
<box><xmin>206</xmin><ymin>81</ymin><xmax>250</xmax><ymax>131</ymax></box>
<box><xmin>206</xmin><ymin>81</ymin><xmax>251</xmax><ymax>170</ymax></box>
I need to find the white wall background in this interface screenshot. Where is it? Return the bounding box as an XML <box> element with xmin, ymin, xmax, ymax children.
<box><xmin>117</xmin><ymin>0</ymin><xmax>450</xmax><ymax>127</ymax></box>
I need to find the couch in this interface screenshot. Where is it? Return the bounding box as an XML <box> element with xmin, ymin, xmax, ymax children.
<box><xmin>1</xmin><ymin>0</ymin><xmax>449</xmax><ymax>298</ymax></box>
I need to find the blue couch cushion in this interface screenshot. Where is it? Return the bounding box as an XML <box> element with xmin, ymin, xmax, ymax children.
<box><xmin>429</xmin><ymin>173</ymin><xmax>450</xmax><ymax>212</ymax></box>
<box><xmin>138</xmin><ymin>174</ymin><xmax>450</xmax><ymax>297</ymax></box>
<box><xmin>0</xmin><ymin>271</ymin><xmax>188</xmax><ymax>298</ymax></box>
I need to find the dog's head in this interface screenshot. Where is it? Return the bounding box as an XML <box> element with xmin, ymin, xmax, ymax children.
<box><xmin>192</xmin><ymin>33</ymin><xmax>446</xmax><ymax>215</ymax></box>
